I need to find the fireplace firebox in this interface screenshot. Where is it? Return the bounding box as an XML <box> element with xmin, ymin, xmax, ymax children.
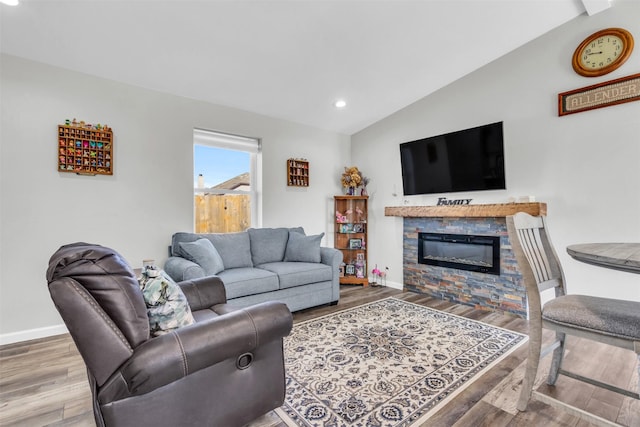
<box><xmin>418</xmin><ymin>232</ymin><xmax>500</xmax><ymax>275</ymax></box>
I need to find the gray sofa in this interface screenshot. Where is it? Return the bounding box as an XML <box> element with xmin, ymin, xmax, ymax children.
<box><xmin>164</xmin><ymin>227</ymin><xmax>342</xmax><ymax>312</ymax></box>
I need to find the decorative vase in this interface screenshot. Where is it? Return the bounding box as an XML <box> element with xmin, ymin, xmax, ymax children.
<box><xmin>347</xmin><ymin>187</ymin><xmax>354</xmax><ymax>195</ymax></box>
<box><xmin>361</xmin><ymin>187</ymin><xmax>367</xmax><ymax>196</ymax></box>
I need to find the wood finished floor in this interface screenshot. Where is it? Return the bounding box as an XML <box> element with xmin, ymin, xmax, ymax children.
<box><xmin>1</xmin><ymin>286</ymin><xmax>638</xmax><ymax>427</ymax></box>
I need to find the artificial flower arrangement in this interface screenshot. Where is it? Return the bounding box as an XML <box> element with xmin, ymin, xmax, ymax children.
<box><xmin>341</xmin><ymin>166</ymin><xmax>362</xmax><ymax>189</ymax></box>
<box><xmin>360</xmin><ymin>176</ymin><xmax>370</xmax><ymax>195</ymax></box>
<box><xmin>341</xmin><ymin>166</ymin><xmax>369</xmax><ymax>195</ymax></box>
<box><xmin>371</xmin><ymin>265</ymin><xmax>387</xmax><ymax>286</ymax></box>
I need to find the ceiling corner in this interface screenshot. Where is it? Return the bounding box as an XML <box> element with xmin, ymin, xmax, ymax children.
<box><xmin>581</xmin><ymin>0</ymin><xmax>611</xmax><ymax>16</ymax></box>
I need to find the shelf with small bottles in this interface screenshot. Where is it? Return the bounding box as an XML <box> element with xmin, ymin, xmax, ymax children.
<box><xmin>287</xmin><ymin>158</ymin><xmax>309</xmax><ymax>187</ymax></box>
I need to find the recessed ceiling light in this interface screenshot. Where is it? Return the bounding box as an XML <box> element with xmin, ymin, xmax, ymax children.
<box><xmin>334</xmin><ymin>99</ymin><xmax>347</xmax><ymax>109</ymax></box>
<box><xmin>0</xmin><ymin>0</ymin><xmax>20</xmax><ymax>6</ymax></box>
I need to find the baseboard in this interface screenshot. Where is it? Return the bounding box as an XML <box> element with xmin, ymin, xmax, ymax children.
<box><xmin>382</xmin><ymin>280</ymin><xmax>403</xmax><ymax>290</ymax></box>
<box><xmin>0</xmin><ymin>282</ymin><xmax>404</xmax><ymax>345</ymax></box>
<box><xmin>0</xmin><ymin>324</ymin><xmax>68</xmax><ymax>346</ymax></box>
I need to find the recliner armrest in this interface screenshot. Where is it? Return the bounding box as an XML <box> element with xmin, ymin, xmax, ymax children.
<box><xmin>97</xmin><ymin>301</ymin><xmax>293</xmax><ymax>403</ymax></box>
<box><xmin>178</xmin><ymin>276</ymin><xmax>227</xmax><ymax>310</ymax></box>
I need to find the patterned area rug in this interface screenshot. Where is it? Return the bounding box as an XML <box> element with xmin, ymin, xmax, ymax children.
<box><xmin>275</xmin><ymin>297</ymin><xmax>526</xmax><ymax>427</ymax></box>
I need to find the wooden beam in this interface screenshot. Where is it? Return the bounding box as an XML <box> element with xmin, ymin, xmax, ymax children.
<box><xmin>384</xmin><ymin>202</ymin><xmax>547</xmax><ymax>218</ymax></box>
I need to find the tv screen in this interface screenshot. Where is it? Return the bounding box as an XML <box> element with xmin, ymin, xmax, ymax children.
<box><xmin>400</xmin><ymin>121</ymin><xmax>505</xmax><ymax>196</ymax></box>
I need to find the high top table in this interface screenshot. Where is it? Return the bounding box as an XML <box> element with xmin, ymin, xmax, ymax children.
<box><xmin>567</xmin><ymin>243</ymin><xmax>640</xmax><ymax>274</ymax></box>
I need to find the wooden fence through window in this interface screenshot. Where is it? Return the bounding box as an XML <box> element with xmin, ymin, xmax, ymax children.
<box><xmin>195</xmin><ymin>194</ymin><xmax>250</xmax><ymax>233</ymax></box>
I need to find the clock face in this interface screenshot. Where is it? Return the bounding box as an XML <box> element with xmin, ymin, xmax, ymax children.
<box><xmin>572</xmin><ymin>28</ymin><xmax>634</xmax><ymax>77</ymax></box>
<box><xmin>579</xmin><ymin>35</ymin><xmax>624</xmax><ymax>70</ymax></box>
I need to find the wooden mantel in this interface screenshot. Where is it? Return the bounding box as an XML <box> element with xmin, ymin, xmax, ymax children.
<box><xmin>384</xmin><ymin>202</ymin><xmax>546</xmax><ymax>218</ymax></box>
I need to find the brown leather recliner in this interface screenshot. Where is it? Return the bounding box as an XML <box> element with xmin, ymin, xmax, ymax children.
<box><xmin>46</xmin><ymin>242</ymin><xmax>293</xmax><ymax>427</ymax></box>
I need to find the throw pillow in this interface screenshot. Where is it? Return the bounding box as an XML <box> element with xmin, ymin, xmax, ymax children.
<box><xmin>284</xmin><ymin>231</ymin><xmax>324</xmax><ymax>263</ymax></box>
<box><xmin>138</xmin><ymin>268</ymin><xmax>195</xmax><ymax>337</ymax></box>
<box><xmin>209</xmin><ymin>232</ymin><xmax>253</xmax><ymax>269</ymax></box>
<box><xmin>248</xmin><ymin>228</ymin><xmax>289</xmax><ymax>265</ymax></box>
<box><xmin>179</xmin><ymin>238</ymin><xmax>225</xmax><ymax>275</ymax></box>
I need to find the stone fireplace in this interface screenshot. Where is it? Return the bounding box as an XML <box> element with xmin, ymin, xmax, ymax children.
<box><xmin>386</xmin><ymin>202</ymin><xmax>547</xmax><ymax>318</ymax></box>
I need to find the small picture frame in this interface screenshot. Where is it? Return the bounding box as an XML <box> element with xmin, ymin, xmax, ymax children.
<box><xmin>356</xmin><ymin>253</ymin><xmax>365</xmax><ymax>261</ymax></box>
<box><xmin>345</xmin><ymin>264</ymin><xmax>355</xmax><ymax>275</ymax></box>
<box><xmin>353</xmin><ymin>224</ymin><xmax>364</xmax><ymax>233</ymax></box>
<box><xmin>339</xmin><ymin>223</ymin><xmax>354</xmax><ymax>234</ymax></box>
<box><xmin>338</xmin><ymin>265</ymin><xmax>345</xmax><ymax>277</ymax></box>
<box><xmin>349</xmin><ymin>238</ymin><xmax>362</xmax><ymax>249</ymax></box>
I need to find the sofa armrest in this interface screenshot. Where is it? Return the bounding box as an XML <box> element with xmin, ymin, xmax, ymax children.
<box><xmin>320</xmin><ymin>247</ymin><xmax>343</xmax><ymax>270</ymax></box>
<box><xmin>320</xmin><ymin>247</ymin><xmax>343</xmax><ymax>303</ymax></box>
<box><xmin>164</xmin><ymin>256</ymin><xmax>205</xmax><ymax>282</ymax></box>
<box><xmin>178</xmin><ymin>276</ymin><xmax>227</xmax><ymax>310</ymax></box>
<box><xmin>97</xmin><ymin>301</ymin><xmax>293</xmax><ymax>403</ymax></box>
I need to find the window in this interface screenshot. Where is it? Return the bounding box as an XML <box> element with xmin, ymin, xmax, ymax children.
<box><xmin>193</xmin><ymin>128</ymin><xmax>260</xmax><ymax>233</ymax></box>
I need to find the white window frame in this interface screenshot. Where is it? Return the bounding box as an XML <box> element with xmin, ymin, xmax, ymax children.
<box><xmin>193</xmin><ymin>128</ymin><xmax>262</xmax><ymax>228</ymax></box>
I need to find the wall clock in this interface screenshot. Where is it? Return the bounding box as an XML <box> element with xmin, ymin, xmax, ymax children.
<box><xmin>572</xmin><ymin>28</ymin><xmax>634</xmax><ymax>77</ymax></box>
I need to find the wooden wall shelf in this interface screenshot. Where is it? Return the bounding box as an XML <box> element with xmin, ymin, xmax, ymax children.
<box><xmin>58</xmin><ymin>124</ymin><xmax>113</xmax><ymax>175</ymax></box>
<box><xmin>287</xmin><ymin>158</ymin><xmax>309</xmax><ymax>187</ymax></box>
<box><xmin>384</xmin><ymin>202</ymin><xmax>547</xmax><ymax>218</ymax></box>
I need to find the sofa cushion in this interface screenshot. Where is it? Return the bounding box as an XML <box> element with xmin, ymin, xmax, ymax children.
<box><xmin>284</xmin><ymin>231</ymin><xmax>324</xmax><ymax>263</ymax></box>
<box><xmin>248</xmin><ymin>228</ymin><xmax>289</xmax><ymax>265</ymax></box>
<box><xmin>258</xmin><ymin>262</ymin><xmax>333</xmax><ymax>290</ymax></box>
<box><xmin>209</xmin><ymin>232</ymin><xmax>253</xmax><ymax>269</ymax></box>
<box><xmin>138</xmin><ymin>269</ymin><xmax>195</xmax><ymax>337</ymax></box>
<box><xmin>179</xmin><ymin>238</ymin><xmax>224</xmax><ymax>275</ymax></box>
<box><xmin>217</xmin><ymin>267</ymin><xmax>279</xmax><ymax>299</ymax></box>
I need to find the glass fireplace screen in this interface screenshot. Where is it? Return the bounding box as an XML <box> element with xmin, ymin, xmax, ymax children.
<box><xmin>418</xmin><ymin>232</ymin><xmax>500</xmax><ymax>275</ymax></box>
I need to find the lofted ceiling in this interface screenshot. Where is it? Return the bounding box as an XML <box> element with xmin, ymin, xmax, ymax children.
<box><xmin>0</xmin><ymin>1</ymin><xmax>605</xmax><ymax>135</ymax></box>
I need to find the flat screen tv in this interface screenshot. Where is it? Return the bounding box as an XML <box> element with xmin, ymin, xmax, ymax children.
<box><xmin>400</xmin><ymin>121</ymin><xmax>505</xmax><ymax>195</ymax></box>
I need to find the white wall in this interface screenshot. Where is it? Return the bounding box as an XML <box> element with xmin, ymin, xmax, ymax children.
<box><xmin>0</xmin><ymin>55</ymin><xmax>348</xmax><ymax>342</ymax></box>
<box><xmin>352</xmin><ymin>2</ymin><xmax>640</xmax><ymax>301</ymax></box>
<box><xmin>2</xmin><ymin>3</ymin><xmax>639</xmax><ymax>344</ymax></box>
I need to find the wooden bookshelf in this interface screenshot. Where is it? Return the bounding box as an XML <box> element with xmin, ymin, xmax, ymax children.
<box><xmin>335</xmin><ymin>195</ymin><xmax>368</xmax><ymax>286</ymax></box>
